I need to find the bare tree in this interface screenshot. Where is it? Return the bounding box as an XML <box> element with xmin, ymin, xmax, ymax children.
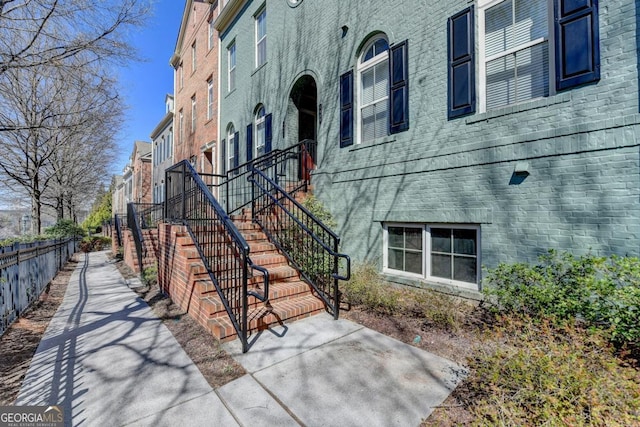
<box><xmin>0</xmin><ymin>60</ymin><xmax>120</xmax><ymax>233</ymax></box>
<box><xmin>0</xmin><ymin>0</ymin><xmax>149</xmax><ymax>80</ymax></box>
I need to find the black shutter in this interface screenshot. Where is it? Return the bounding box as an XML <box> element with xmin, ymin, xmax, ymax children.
<box><xmin>233</xmin><ymin>131</ymin><xmax>239</xmax><ymax>171</ymax></box>
<box><xmin>221</xmin><ymin>138</ymin><xmax>226</xmax><ymax>174</ymax></box>
<box><xmin>246</xmin><ymin>124</ymin><xmax>253</xmax><ymax>162</ymax></box>
<box><xmin>555</xmin><ymin>0</ymin><xmax>600</xmax><ymax>91</ymax></box>
<box><xmin>265</xmin><ymin>113</ymin><xmax>272</xmax><ymax>153</ymax></box>
<box><xmin>340</xmin><ymin>70</ymin><xmax>353</xmax><ymax>147</ymax></box>
<box><xmin>390</xmin><ymin>40</ymin><xmax>409</xmax><ymax>134</ymax></box>
<box><xmin>447</xmin><ymin>6</ymin><xmax>475</xmax><ymax>119</ymax></box>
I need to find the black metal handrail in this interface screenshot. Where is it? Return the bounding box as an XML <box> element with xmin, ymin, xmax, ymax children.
<box><xmin>165</xmin><ymin>160</ymin><xmax>269</xmax><ymax>353</ymax></box>
<box><xmin>113</xmin><ymin>213</ymin><xmax>124</xmax><ymax>247</ymax></box>
<box><xmin>249</xmin><ymin>165</ymin><xmax>351</xmax><ymax>319</ymax></box>
<box><xmin>133</xmin><ymin>203</ymin><xmax>164</xmax><ymax>229</ymax></box>
<box><xmin>127</xmin><ymin>203</ymin><xmax>145</xmax><ymax>271</ymax></box>
<box><xmin>212</xmin><ymin>140</ymin><xmax>317</xmax><ymax>215</ymax></box>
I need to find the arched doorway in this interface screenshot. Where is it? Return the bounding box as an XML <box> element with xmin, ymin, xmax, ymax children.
<box><xmin>289</xmin><ymin>75</ymin><xmax>317</xmax><ymax>181</ymax></box>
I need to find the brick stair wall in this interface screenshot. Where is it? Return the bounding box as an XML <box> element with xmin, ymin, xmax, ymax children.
<box><xmin>158</xmin><ymin>219</ymin><xmax>327</xmax><ymax>343</ymax></box>
<box><xmin>122</xmin><ymin>228</ymin><xmax>159</xmax><ymax>273</ymax></box>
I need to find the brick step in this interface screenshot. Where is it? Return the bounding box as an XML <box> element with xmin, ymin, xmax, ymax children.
<box><xmin>199</xmin><ymin>279</ymin><xmax>313</xmax><ymax>315</ymax></box>
<box><xmin>250</xmin><ymin>252</ymin><xmax>288</xmax><ymax>268</ymax></box>
<box><xmin>247</xmin><ymin>241</ymin><xmax>277</xmax><ymax>254</ymax></box>
<box><xmin>233</xmin><ymin>220</ymin><xmax>261</xmax><ymax>232</ymax></box>
<box><xmin>240</xmin><ymin>230</ymin><xmax>269</xmax><ymax>242</ymax></box>
<box><xmin>207</xmin><ymin>294</ymin><xmax>326</xmax><ymax>341</ymax></box>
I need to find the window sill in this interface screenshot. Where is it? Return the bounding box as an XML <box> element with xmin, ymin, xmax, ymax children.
<box><xmin>465</xmin><ymin>92</ymin><xmax>571</xmax><ymax>125</ymax></box>
<box><xmin>382</xmin><ymin>272</ymin><xmax>483</xmax><ymax>299</ymax></box>
<box><xmin>349</xmin><ymin>135</ymin><xmax>396</xmax><ymax>152</ymax></box>
<box><xmin>252</xmin><ymin>62</ymin><xmax>267</xmax><ymax>76</ymax></box>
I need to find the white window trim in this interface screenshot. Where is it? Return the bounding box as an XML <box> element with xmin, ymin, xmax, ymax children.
<box><xmin>208</xmin><ymin>19</ymin><xmax>215</xmax><ymax>51</ymax></box>
<box><xmin>255</xmin><ymin>105</ymin><xmax>266</xmax><ymax>158</ymax></box>
<box><xmin>207</xmin><ymin>78</ymin><xmax>214</xmax><ymax>120</ymax></box>
<box><xmin>382</xmin><ymin>222</ymin><xmax>425</xmax><ymax>279</ymax></box>
<box><xmin>477</xmin><ymin>0</ymin><xmax>556</xmax><ymax>113</ymax></box>
<box><xmin>356</xmin><ymin>36</ymin><xmax>389</xmax><ymax>145</ymax></box>
<box><xmin>191</xmin><ymin>95</ymin><xmax>196</xmax><ymax>133</ymax></box>
<box><xmin>191</xmin><ymin>42</ymin><xmax>196</xmax><ymax>73</ymax></box>
<box><xmin>228</xmin><ymin>42</ymin><xmax>236</xmax><ymax>92</ymax></box>
<box><xmin>255</xmin><ymin>7</ymin><xmax>267</xmax><ymax>68</ymax></box>
<box><xmin>382</xmin><ymin>223</ymin><xmax>481</xmax><ymax>290</ymax></box>
<box><xmin>227</xmin><ymin>126</ymin><xmax>235</xmax><ymax>171</ymax></box>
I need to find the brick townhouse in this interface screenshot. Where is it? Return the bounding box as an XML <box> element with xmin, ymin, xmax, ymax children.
<box><xmin>213</xmin><ymin>0</ymin><xmax>640</xmax><ymax>296</ymax></box>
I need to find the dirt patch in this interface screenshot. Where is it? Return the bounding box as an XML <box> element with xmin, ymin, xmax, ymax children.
<box><xmin>110</xmin><ymin>256</ymin><xmax>245</xmax><ymax>388</ymax></box>
<box><xmin>0</xmin><ymin>256</ymin><xmax>78</xmax><ymax>405</ymax></box>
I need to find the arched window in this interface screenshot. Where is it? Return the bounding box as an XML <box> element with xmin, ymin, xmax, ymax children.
<box><xmin>227</xmin><ymin>124</ymin><xmax>236</xmax><ymax>171</ymax></box>
<box><xmin>358</xmin><ymin>36</ymin><xmax>389</xmax><ymax>143</ymax></box>
<box><xmin>254</xmin><ymin>105</ymin><xmax>266</xmax><ymax>158</ymax></box>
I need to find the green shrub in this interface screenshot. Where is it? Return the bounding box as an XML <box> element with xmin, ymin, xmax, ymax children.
<box><xmin>44</xmin><ymin>219</ymin><xmax>86</xmax><ymax>239</ymax></box>
<box><xmin>483</xmin><ymin>250</ymin><xmax>640</xmax><ymax>348</ymax></box>
<box><xmin>142</xmin><ymin>265</ymin><xmax>158</xmax><ymax>286</ymax></box>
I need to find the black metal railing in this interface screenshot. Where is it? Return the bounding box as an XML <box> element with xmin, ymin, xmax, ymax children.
<box><xmin>165</xmin><ymin>160</ymin><xmax>269</xmax><ymax>353</ymax></box>
<box><xmin>1</xmin><ymin>238</ymin><xmax>76</xmax><ymax>335</ymax></box>
<box><xmin>113</xmin><ymin>213</ymin><xmax>125</xmax><ymax>247</ymax></box>
<box><xmin>213</xmin><ymin>140</ymin><xmax>317</xmax><ymax>215</ymax></box>
<box><xmin>249</xmin><ymin>165</ymin><xmax>350</xmax><ymax>319</ymax></box>
<box><xmin>133</xmin><ymin>203</ymin><xmax>164</xmax><ymax>229</ymax></box>
<box><xmin>127</xmin><ymin>203</ymin><xmax>145</xmax><ymax>271</ymax></box>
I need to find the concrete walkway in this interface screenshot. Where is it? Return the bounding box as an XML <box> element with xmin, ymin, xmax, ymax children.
<box><xmin>17</xmin><ymin>251</ymin><xmax>466</xmax><ymax>427</ymax></box>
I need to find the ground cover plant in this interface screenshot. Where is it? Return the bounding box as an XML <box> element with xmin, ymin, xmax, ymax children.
<box><xmin>339</xmin><ymin>254</ymin><xmax>640</xmax><ymax>425</ymax></box>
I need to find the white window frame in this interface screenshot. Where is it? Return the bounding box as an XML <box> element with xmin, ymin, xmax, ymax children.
<box><xmin>179</xmin><ymin>62</ymin><xmax>184</xmax><ymax>90</ymax></box>
<box><xmin>356</xmin><ymin>36</ymin><xmax>390</xmax><ymax>145</ymax></box>
<box><xmin>167</xmin><ymin>128</ymin><xmax>173</xmax><ymax>159</ymax></box>
<box><xmin>207</xmin><ymin>78</ymin><xmax>214</xmax><ymax>120</ymax></box>
<box><xmin>228</xmin><ymin>42</ymin><xmax>236</xmax><ymax>92</ymax></box>
<box><xmin>255</xmin><ymin>7</ymin><xmax>267</xmax><ymax>68</ymax></box>
<box><xmin>478</xmin><ymin>0</ymin><xmax>556</xmax><ymax>113</ymax></box>
<box><xmin>191</xmin><ymin>41</ymin><xmax>196</xmax><ymax>73</ymax></box>
<box><xmin>227</xmin><ymin>124</ymin><xmax>236</xmax><ymax>171</ymax></box>
<box><xmin>382</xmin><ymin>223</ymin><xmax>481</xmax><ymax>290</ymax></box>
<box><xmin>191</xmin><ymin>95</ymin><xmax>196</xmax><ymax>133</ymax></box>
<box><xmin>254</xmin><ymin>105</ymin><xmax>266</xmax><ymax>158</ymax></box>
<box><xmin>179</xmin><ymin>110</ymin><xmax>184</xmax><ymax>144</ymax></box>
<box><xmin>208</xmin><ymin>19</ymin><xmax>215</xmax><ymax>51</ymax></box>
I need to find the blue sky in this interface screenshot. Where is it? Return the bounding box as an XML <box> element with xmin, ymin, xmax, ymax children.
<box><xmin>112</xmin><ymin>0</ymin><xmax>185</xmax><ymax>175</ymax></box>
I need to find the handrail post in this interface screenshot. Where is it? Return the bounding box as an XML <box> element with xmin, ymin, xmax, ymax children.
<box><xmin>333</xmin><ymin>239</ymin><xmax>340</xmax><ymax>320</ymax></box>
<box><xmin>241</xmin><ymin>256</ymin><xmax>249</xmax><ymax>353</ymax></box>
<box><xmin>181</xmin><ymin>163</ymin><xmax>187</xmax><ymax>220</ymax></box>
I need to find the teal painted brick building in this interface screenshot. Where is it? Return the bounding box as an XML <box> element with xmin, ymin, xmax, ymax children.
<box><xmin>214</xmin><ymin>0</ymin><xmax>640</xmax><ymax>294</ymax></box>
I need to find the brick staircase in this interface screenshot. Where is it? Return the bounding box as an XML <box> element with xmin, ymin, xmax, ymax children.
<box><xmin>158</xmin><ymin>220</ymin><xmax>326</xmax><ymax>343</ymax></box>
<box><xmin>122</xmin><ymin>228</ymin><xmax>158</xmax><ymax>273</ymax></box>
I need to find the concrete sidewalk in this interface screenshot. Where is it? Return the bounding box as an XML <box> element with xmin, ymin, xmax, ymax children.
<box><xmin>17</xmin><ymin>251</ymin><xmax>466</xmax><ymax>427</ymax></box>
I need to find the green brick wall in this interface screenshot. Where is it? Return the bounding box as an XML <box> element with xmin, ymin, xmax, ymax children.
<box><xmin>218</xmin><ymin>0</ymin><xmax>640</xmax><ymax>291</ymax></box>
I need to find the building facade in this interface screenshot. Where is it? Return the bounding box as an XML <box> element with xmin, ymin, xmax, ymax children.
<box><xmin>151</xmin><ymin>94</ymin><xmax>175</xmax><ymax>204</ymax></box>
<box><xmin>170</xmin><ymin>0</ymin><xmax>221</xmax><ymax>175</ymax></box>
<box><xmin>214</xmin><ymin>0</ymin><xmax>639</xmax><ymax>295</ymax></box>
<box><xmin>128</xmin><ymin>141</ymin><xmax>152</xmax><ymax>205</ymax></box>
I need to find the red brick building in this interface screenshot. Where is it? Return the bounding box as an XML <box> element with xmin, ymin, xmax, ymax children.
<box><xmin>170</xmin><ymin>0</ymin><xmax>220</xmax><ymax>175</ymax></box>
